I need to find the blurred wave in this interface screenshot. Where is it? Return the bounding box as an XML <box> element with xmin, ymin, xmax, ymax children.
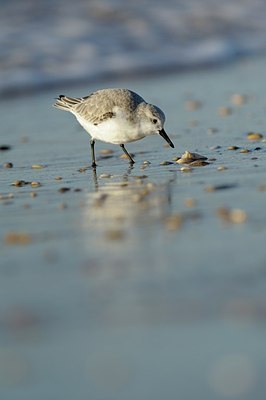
<box><xmin>1</xmin><ymin>0</ymin><xmax>266</xmax><ymax>96</ymax></box>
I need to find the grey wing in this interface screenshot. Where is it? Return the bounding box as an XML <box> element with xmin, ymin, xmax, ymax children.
<box><xmin>73</xmin><ymin>88</ymin><xmax>144</xmax><ymax>124</ymax></box>
<box><xmin>74</xmin><ymin>99</ymin><xmax>114</xmax><ymax>125</ymax></box>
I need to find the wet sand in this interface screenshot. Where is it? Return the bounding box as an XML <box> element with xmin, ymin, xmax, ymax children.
<box><xmin>1</xmin><ymin>56</ymin><xmax>266</xmax><ymax>399</ymax></box>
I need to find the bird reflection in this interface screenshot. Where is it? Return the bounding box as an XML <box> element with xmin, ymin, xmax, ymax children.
<box><xmin>84</xmin><ymin>168</ymin><xmax>174</xmax><ymax>232</ymax></box>
<box><xmin>122</xmin><ymin>163</ymin><xmax>134</xmax><ymax>182</ymax></box>
<box><xmin>91</xmin><ymin>163</ymin><xmax>135</xmax><ymax>192</ymax></box>
<box><xmin>92</xmin><ymin>167</ymin><xmax>99</xmax><ymax>191</ymax></box>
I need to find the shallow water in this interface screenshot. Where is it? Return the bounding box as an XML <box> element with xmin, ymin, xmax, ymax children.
<box><xmin>1</xmin><ymin>57</ymin><xmax>266</xmax><ymax>399</ymax></box>
<box><xmin>2</xmin><ymin>0</ymin><xmax>266</xmax><ymax>95</ymax></box>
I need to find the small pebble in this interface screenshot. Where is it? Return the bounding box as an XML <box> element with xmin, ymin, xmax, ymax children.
<box><xmin>0</xmin><ymin>145</ymin><xmax>11</xmax><ymax>151</ymax></box>
<box><xmin>11</xmin><ymin>180</ymin><xmax>28</xmax><ymax>187</ymax></box>
<box><xmin>207</xmin><ymin>128</ymin><xmax>219</xmax><ymax>134</ymax></box>
<box><xmin>142</xmin><ymin>160</ymin><xmax>151</xmax><ymax>165</ymax></box>
<box><xmin>184</xmin><ymin>100</ymin><xmax>202</xmax><ymax>111</ymax></box>
<box><xmin>216</xmin><ymin>207</ymin><xmax>247</xmax><ymax>224</ymax></box>
<box><xmin>160</xmin><ymin>161</ymin><xmax>173</xmax><ymax>166</ymax></box>
<box><xmin>205</xmin><ymin>185</ymin><xmax>217</xmax><ymax>192</ymax></box>
<box><xmin>239</xmin><ymin>149</ymin><xmax>250</xmax><ymax>153</ymax></box>
<box><xmin>230</xmin><ymin>93</ymin><xmax>247</xmax><ymax>106</ymax></box>
<box><xmin>99</xmin><ymin>149</ymin><xmax>114</xmax><ymax>155</ymax></box>
<box><xmin>4</xmin><ymin>232</ymin><xmax>32</xmax><ymax>245</ymax></box>
<box><xmin>217</xmin><ymin>166</ymin><xmax>228</xmax><ymax>171</ymax></box>
<box><xmin>209</xmin><ymin>145</ymin><xmax>221</xmax><ymax>150</ymax></box>
<box><xmin>228</xmin><ymin>146</ymin><xmax>239</xmax><ymax>151</ymax></box>
<box><xmin>184</xmin><ymin>198</ymin><xmax>197</xmax><ymax>208</ymax></box>
<box><xmin>54</xmin><ymin>176</ymin><xmax>62</xmax><ymax>180</ymax></box>
<box><xmin>3</xmin><ymin>162</ymin><xmax>13</xmax><ymax>168</ymax></box>
<box><xmin>205</xmin><ymin>183</ymin><xmax>237</xmax><ymax>192</ymax></box>
<box><xmin>104</xmin><ymin>229</ymin><xmax>126</xmax><ymax>241</ymax></box>
<box><xmin>99</xmin><ymin>173</ymin><xmax>112</xmax><ymax>178</ymax></box>
<box><xmin>165</xmin><ymin>214</ymin><xmax>183</xmax><ymax>231</ymax></box>
<box><xmin>31</xmin><ymin>181</ymin><xmax>41</xmax><ymax>188</ymax></box>
<box><xmin>58</xmin><ymin>187</ymin><xmax>71</xmax><ymax>193</ymax></box>
<box><xmin>30</xmin><ymin>192</ymin><xmax>37</xmax><ymax>198</ymax></box>
<box><xmin>247</xmin><ymin>132</ymin><xmax>263</xmax><ymax>141</ymax></box>
<box><xmin>218</xmin><ymin>107</ymin><xmax>232</xmax><ymax>117</ymax></box>
<box><xmin>31</xmin><ymin>164</ymin><xmax>45</xmax><ymax>169</ymax></box>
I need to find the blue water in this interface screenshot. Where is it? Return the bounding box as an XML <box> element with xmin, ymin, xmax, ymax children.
<box><xmin>1</xmin><ymin>0</ymin><xmax>266</xmax><ymax>95</ymax></box>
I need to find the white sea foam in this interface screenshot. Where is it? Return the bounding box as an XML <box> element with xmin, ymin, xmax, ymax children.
<box><xmin>1</xmin><ymin>0</ymin><xmax>266</xmax><ymax>95</ymax></box>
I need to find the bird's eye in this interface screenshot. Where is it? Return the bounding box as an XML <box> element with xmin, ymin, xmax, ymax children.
<box><xmin>152</xmin><ymin>118</ymin><xmax>158</xmax><ymax>124</ymax></box>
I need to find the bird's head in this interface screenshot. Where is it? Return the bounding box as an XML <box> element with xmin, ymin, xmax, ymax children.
<box><xmin>138</xmin><ymin>103</ymin><xmax>174</xmax><ymax>148</ymax></box>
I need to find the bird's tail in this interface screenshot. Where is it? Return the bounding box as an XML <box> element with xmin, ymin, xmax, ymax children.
<box><xmin>53</xmin><ymin>95</ymin><xmax>81</xmax><ymax>112</ymax></box>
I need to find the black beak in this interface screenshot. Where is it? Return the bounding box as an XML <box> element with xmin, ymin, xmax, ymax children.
<box><xmin>159</xmin><ymin>129</ymin><xmax>174</xmax><ymax>148</ymax></box>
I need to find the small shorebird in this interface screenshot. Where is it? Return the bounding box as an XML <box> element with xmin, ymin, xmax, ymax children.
<box><xmin>53</xmin><ymin>88</ymin><xmax>174</xmax><ymax>167</ymax></box>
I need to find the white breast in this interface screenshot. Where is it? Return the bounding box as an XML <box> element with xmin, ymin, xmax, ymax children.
<box><xmin>75</xmin><ymin>107</ymin><xmax>145</xmax><ymax>145</ymax></box>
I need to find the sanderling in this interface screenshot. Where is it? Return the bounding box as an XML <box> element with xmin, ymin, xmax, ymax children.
<box><xmin>53</xmin><ymin>88</ymin><xmax>174</xmax><ymax>167</ymax></box>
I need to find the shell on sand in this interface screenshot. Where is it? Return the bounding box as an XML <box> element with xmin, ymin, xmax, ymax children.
<box><xmin>176</xmin><ymin>151</ymin><xmax>207</xmax><ymax>165</ymax></box>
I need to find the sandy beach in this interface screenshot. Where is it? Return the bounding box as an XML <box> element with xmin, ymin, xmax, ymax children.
<box><xmin>1</xmin><ymin>55</ymin><xmax>266</xmax><ymax>399</ymax></box>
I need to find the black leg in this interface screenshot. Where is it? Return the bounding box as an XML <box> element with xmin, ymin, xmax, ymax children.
<box><xmin>120</xmin><ymin>144</ymin><xmax>135</xmax><ymax>164</ymax></box>
<box><xmin>90</xmin><ymin>139</ymin><xmax>97</xmax><ymax>168</ymax></box>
